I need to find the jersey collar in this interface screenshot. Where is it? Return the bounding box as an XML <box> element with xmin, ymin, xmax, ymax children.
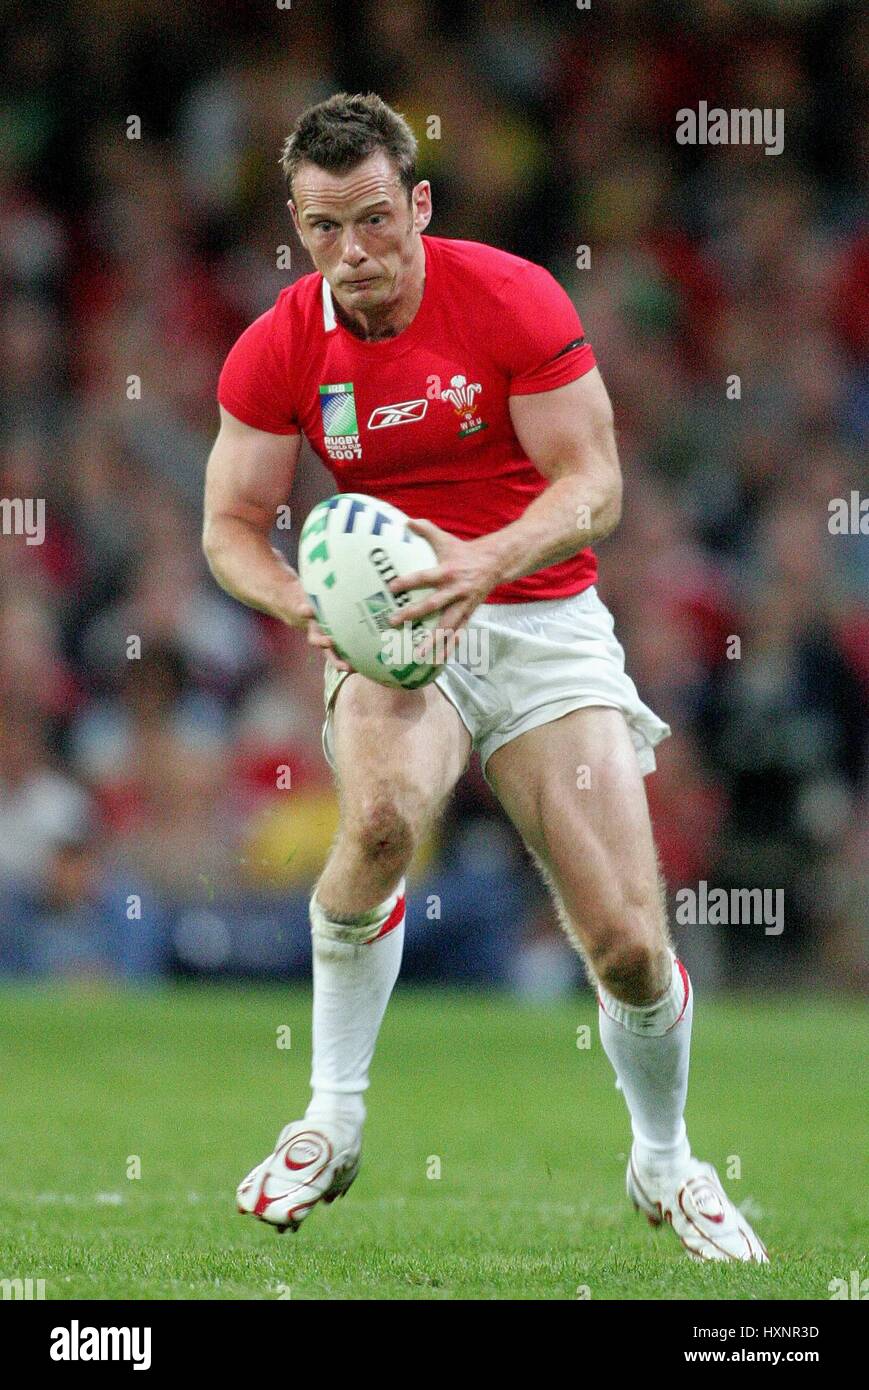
<box><xmin>321</xmin><ymin>276</ymin><xmax>338</xmax><ymax>332</ymax></box>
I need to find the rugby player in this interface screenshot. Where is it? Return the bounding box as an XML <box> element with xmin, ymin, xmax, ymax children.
<box><xmin>203</xmin><ymin>92</ymin><xmax>767</xmax><ymax>1262</ymax></box>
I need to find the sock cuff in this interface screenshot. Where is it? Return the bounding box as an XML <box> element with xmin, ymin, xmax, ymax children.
<box><xmin>310</xmin><ymin>877</ymin><xmax>407</xmax><ymax>946</ymax></box>
<box><xmin>598</xmin><ymin>951</ymin><xmax>691</xmax><ymax>1036</ymax></box>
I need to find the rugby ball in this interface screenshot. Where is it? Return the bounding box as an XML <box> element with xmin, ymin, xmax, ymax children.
<box><xmin>297</xmin><ymin>493</ymin><xmax>444</xmax><ymax>688</ymax></box>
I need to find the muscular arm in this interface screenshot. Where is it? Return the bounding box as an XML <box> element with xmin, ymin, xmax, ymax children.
<box><xmin>202</xmin><ymin>407</ymin><xmax>304</xmax><ymax>622</ymax></box>
<box><xmin>203</xmin><ymin>407</ymin><xmax>347</xmax><ymax>664</ymax></box>
<box><xmin>388</xmin><ymin>367</ymin><xmax>622</xmax><ymax>637</ymax></box>
<box><xmin>483</xmin><ymin>366</ymin><xmax>622</xmax><ymax>584</ymax></box>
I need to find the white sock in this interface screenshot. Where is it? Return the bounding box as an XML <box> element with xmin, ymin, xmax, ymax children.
<box><xmin>597</xmin><ymin>950</ymin><xmax>693</xmax><ymax>1174</ymax></box>
<box><xmin>304</xmin><ymin>877</ymin><xmax>406</xmax><ymax>1131</ymax></box>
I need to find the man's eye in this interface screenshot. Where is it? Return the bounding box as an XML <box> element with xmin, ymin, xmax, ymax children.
<box><xmin>367</xmin><ymin>215</ymin><xmax>385</xmax><ymax>225</ymax></box>
<box><xmin>315</xmin><ymin>221</ymin><xmax>336</xmax><ymax>232</ymax></box>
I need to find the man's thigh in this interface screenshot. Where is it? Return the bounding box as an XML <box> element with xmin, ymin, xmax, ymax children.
<box><xmin>485</xmin><ymin>705</ymin><xmax>666</xmax><ymax>948</ymax></box>
<box><xmin>331</xmin><ymin>670</ymin><xmax>472</xmax><ymax>830</ymax></box>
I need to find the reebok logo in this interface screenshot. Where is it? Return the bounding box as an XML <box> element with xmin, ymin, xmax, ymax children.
<box><xmin>367</xmin><ymin>399</ymin><xmax>428</xmax><ymax>429</ymax></box>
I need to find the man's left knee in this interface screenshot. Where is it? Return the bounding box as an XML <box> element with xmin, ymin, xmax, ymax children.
<box><xmin>588</xmin><ymin>909</ymin><xmax>671</xmax><ymax>1004</ymax></box>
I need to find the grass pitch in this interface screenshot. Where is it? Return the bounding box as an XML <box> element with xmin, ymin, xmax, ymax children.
<box><xmin>0</xmin><ymin>983</ymin><xmax>865</xmax><ymax>1300</ymax></box>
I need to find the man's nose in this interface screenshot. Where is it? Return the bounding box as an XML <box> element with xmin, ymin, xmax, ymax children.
<box><xmin>340</xmin><ymin>229</ymin><xmax>366</xmax><ymax>264</ymax></box>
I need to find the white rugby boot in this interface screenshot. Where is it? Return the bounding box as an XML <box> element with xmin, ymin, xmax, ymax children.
<box><xmin>237</xmin><ymin>1119</ymin><xmax>361</xmax><ymax>1233</ymax></box>
<box><xmin>627</xmin><ymin>1146</ymin><xmax>769</xmax><ymax>1263</ymax></box>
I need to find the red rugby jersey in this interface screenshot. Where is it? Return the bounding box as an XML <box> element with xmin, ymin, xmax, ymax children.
<box><xmin>217</xmin><ymin>235</ymin><xmax>598</xmax><ymax>603</ymax></box>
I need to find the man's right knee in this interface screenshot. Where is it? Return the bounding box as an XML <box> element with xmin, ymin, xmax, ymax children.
<box><xmin>339</xmin><ymin>792</ymin><xmax>419</xmax><ymax>868</ymax></box>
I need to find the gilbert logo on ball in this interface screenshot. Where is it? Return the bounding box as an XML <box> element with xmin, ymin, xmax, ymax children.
<box><xmin>298</xmin><ymin>493</ymin><xmax>444</xmax><ymax>689</ymax></box>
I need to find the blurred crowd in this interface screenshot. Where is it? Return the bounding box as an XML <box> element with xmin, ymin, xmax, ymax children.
<box><xmin>0</xmin><ymin>0</ymin><xmax>866</xmax><ymax>991</ymax></box>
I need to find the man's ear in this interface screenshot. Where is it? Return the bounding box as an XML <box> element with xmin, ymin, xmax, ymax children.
<box><xmin>412</xmin><ymin>181</ymin><xmax>433</xmax><ymax>234</ymax></box>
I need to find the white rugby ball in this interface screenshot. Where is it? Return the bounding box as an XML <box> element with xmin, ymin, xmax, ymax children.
<box><xmin>297</xmin><ymin>493</ymin><xmax>444</xmax><ymax>688</ymax></box>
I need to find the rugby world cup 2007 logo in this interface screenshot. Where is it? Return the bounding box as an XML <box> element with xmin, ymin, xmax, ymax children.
<box><xmin>441</xmin><ymin>374</ymin><xmax>488</xmax><ymax>438</ymax></box>
<box><xmin>319</xmin><ymin>382</ymin><xmax>362</xmax><ymax>461</ymax></box>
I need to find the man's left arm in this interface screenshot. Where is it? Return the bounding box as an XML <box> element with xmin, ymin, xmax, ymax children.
<box><xmin>485</xmin><ymin>366</ymin><xmax>621</xmax><ymax>583</ymax></box>
<box><xmin>388</xmin><ymin>367</ymin><xmax>621</xmax><ymax>638</ymax></box>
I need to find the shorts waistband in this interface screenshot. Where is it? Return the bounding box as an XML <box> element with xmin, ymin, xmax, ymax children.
<box><xmin>476</xmin><ymin>585</ymin><xmax>598</xmax><ymax>617</ymax></box>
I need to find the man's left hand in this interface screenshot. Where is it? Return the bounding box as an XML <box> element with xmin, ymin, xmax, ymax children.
<box><xmin>386</xmin><ymin>518</ymin><xmax>501</xmax><ymax>656</ymax></box>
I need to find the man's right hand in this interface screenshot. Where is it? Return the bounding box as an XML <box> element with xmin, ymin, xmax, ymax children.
<box><xmin>285</xmin><ymin>576</ymin><xmax>352</xmax><ymax>672</ymax></box>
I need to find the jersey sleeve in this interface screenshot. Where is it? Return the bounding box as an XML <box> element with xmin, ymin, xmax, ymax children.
<box><xmin>498</xmin><ymin>262</ymin><xmax>597</xmax><ymax>395</ymax></box>
<box><xmin>217</xmin><ymin>304</ymin><xmax>300</xmax><ymax>434</ymax></box>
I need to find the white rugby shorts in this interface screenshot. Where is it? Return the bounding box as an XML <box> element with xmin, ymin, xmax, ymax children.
<box><xmin>321</xmin><ymin>585</ymin><xmax>671</xmax><ymax>781</ymax></box>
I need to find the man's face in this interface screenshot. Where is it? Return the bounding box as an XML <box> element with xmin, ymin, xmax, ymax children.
<box><xmin>289</xmin><ymin>151</ymin><xmax>430</xmax><ymax>311</ymax></box>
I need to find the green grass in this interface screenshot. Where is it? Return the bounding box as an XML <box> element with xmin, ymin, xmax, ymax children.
<box><xmin>0</xmin><ymin>983</ymin><xmax>865</xmax><ymax>1300</ymax></box>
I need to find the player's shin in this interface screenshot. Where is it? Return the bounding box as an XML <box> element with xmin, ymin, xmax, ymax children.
<box><xmin>304</xmin><ymin>878</ymin><xmax>406</xmax><ymax>1130</ymax></box>
<box><xmin>597</xmin><ymin>949</ymin><xmax>693</xmax><ymax>1175</ymax></box>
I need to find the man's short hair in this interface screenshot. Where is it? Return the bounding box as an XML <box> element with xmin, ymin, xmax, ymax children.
<box><xmin>280</xmin><ymin>91</ymin><xmax>418</xmax><ymax>205</ymax></box>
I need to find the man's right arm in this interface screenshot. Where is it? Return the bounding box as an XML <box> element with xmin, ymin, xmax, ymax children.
<box><xmin>202</xmin><ymin>406</ymin><xmax>348</xmax><ymax>667</ymax></box>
